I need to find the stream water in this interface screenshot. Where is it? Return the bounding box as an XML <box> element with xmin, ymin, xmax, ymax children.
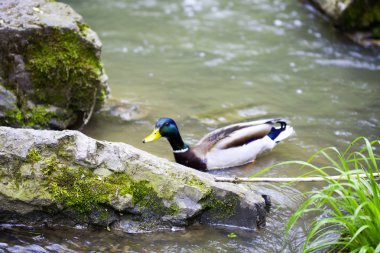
<box><xmin>2</xmin><ymin>0</ymin><xmax>380</xmax><ymax>252</ymax></box>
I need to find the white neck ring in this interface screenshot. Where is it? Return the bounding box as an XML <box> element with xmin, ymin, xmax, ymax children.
<box><xmin>173</xmin><ymin>147</ymin><xmax>189</xmax><ymax>153</ymax></box>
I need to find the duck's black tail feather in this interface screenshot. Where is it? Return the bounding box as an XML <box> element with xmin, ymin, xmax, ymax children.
<box><xmin>267</xmin><ymin>120</ymin><xmax>294</xmax><ymax>143</ymax></box>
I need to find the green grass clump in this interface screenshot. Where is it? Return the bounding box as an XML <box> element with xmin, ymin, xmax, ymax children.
<box><xmin>276</xmin><ymin>137</ymin><xmax>380</xmax><ymax>252</ymax></box>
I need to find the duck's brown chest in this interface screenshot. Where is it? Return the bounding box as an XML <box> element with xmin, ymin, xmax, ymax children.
<box><xmin>173</xmin><ymin>150</ymin><xmax>207</xmax><ymax>171</ymax></box>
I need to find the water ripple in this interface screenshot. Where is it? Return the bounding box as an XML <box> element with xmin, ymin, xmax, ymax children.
<box><xmin>315</xmin><ymin>59</ymin><xmax>380</xmax><ymax>70</ymax></box>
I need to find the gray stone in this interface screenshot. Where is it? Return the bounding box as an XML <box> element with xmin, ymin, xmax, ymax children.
<box><xmin>0</xmin><ymin>0</ymin><xmax>110</xmax><ymax>129</ymax></box>
<box><xmin>110</xmin><ymin>194</ymin><xmax>133</xmax><ymax>211</ymax></box>
<box><xmin>0</xmin><ymin>126</ymin><xmax>269</xmax><ymax>233</ymax></box>
<box><xmin>0</xmin><ymin>84</ymin><xmax>18</xmax><ymax>118</ymax></box>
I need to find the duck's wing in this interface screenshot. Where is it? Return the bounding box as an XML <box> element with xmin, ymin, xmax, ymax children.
<box><xmin>196</xmin><ymin>118</ymin><xmax>283</xmax><ymax>152</ymax></box>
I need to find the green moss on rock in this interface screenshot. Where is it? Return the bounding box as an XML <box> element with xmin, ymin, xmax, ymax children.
<box><xmin>0</xmin><ymin>0</ymin><xmax>109</xmax><ymax>129</ymax></box>
<box><xmin>26</xmin><ymin>105</ymin><xmax>55</xmax><ymax>128</ymax></box>
<box><xmin>168</xmin><ymin>172</ymin><xmax>211</xmax><ymax>195</ymax></box>
<box><xmin>1</xmin><ymin>109</ymin><xmax>23</xmax><ymax>126</ymax></box>
<box><xmin>18</xmin><ymin>150</ymin><xmax>175</xmax><ymax>217</ymax></box>
<box><xmin>27</xmin><ymin>148</ymin><xmax>42</xmax><ymax>163</ymax></box>
<box><xmin>1</xmin><ymin>105</ymin><xmax>58</xmax><ymax>129</ymax></box>
<box><xmin>48</xmin><ymin>166</ymin><xmax>110</xmax><ymax>214</ymax></box>
<box><xmin>76</xmin><ymin>21</ymin><xmax>90</xmax><ymax>36</ymax></box>
<box><xmin>169</xmin><ymin>203</ymin><xmax>181</xmax><ymax>215</ymax></box>
<box><xmin>338</xmin><ymin>1</ymin><xmax>380</xmax><ymax>33</ymax></box>
<box><xmin>25</xmin><ymin>28</ymin><xmax>105</xmax><ymax>115</ymax></box>
<box><xmin>201</xmin><ymin>191</ymin><xmax>240</xmax><ymax>219</ymax></box>
<box><xmin>46</xmin><ymin>167</ymin><xmax>168</xmax><ymax>215</ymax></box>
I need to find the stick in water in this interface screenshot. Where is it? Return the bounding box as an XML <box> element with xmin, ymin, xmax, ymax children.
<box><xmin>214</xmin><ymin>172</ymin><xmax>380</xmax><ymax>183</ymax></box>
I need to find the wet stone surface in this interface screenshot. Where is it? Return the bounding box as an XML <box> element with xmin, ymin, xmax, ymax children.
<box><xmin>0</xmin><ymin>126</ymin><xmax>269</xmax><ymax>233</ymax></box>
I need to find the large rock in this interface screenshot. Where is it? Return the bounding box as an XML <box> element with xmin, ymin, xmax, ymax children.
<box><xmin>0</xmin><ymin>127</ymin><xmax>269</xmax><ymax>233</ymax></box>
<box><xmin>0</xmin><ymin>0</ymin><xmax>109</xmax><ymax>129</ymax></box>
<box><xmin>306</xmin><ymin>0</ymin><xmax>380</xmax><ymax>47</ymax></box>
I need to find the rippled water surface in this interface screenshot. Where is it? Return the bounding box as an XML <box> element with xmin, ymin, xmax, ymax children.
<box><xmin>2</xmin><ymin>0</ymin><xmax>380</xmax><ymax>252</ymax></box>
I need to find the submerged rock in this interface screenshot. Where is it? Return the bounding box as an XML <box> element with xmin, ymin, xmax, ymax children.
<box><xmin>0</xmin><ymin>127</ymin><xmax>269</xmax><ymax>233</ymax></box>
<box><xmin>0</xmin><ymin>0</ymin><xmax>109</xmax><ymax>129</ymax></box>
<box><xmin>305</xmin><ymin>0</ymin><xmax>380</xmax><ymax>47</ymax></box>
<box><xmin>97</xmin><ymin>98</ymin><xmax>148</xmax><ymax>123</ymax></box>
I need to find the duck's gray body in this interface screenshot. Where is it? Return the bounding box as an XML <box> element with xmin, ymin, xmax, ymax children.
<box><xmin>173</xmin><ymin>119</ymin><xmax>294</xmax><ymax>170</ymax></box>
<box><xmin>143</xmin><ymin>118</ymin><xmax>294</xmax><ymax>171</ymax></box>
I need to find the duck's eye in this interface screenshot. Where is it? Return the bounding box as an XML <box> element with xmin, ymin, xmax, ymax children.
<box><xmin>164</xmin><ymin>122</ymin><xmax>170</xmax><ymax>127</ymax></box>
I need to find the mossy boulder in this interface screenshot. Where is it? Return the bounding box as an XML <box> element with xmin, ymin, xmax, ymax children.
<box><xmin>306</xmin><ymin>0</ymin><xmax>380</xmax><ymax>47</ymax></box>
<box><xmin>0</xmin><ymin>0</ymin><xmax>109</xmax><ymax>129</ymax></box>
<box><xmin>0</xmin><ymin>126</ymin><xmax>269</xmax><ymax>233</ymax></box>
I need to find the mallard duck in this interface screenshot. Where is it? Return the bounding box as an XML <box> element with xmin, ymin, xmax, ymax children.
<box><xmin>143</xmin><ymin>118</ymin><xmax>294</xmax><ymax>171</ymax></box>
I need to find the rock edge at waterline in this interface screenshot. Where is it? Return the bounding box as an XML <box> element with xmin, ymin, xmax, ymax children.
<box><xmin>0</xmin><ymin>127</ymin><xmax>269</xmax><ymax>233</ymax></box>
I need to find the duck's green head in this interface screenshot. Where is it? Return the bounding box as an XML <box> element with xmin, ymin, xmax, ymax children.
<box><xmin>143</xmin><ymin>117</ymin><xmax>180</xmax><ymax>143</ymax></box>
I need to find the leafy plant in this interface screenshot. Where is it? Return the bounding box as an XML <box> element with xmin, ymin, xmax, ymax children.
<box><xmin>227</xmin><ymin>232</ymin><xmax>237</xmax><ymax>238</ymax></box>
<box><xmin>257</xmin><ymin>137</ymin><xmax>380</xmax><ymax>252</ymax></box>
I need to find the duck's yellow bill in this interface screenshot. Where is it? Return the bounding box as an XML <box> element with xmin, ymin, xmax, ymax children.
<box><xmin>143</xmin><ymin>128</ymin><xmax>161</xmax><ymax>143</ymax></box>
